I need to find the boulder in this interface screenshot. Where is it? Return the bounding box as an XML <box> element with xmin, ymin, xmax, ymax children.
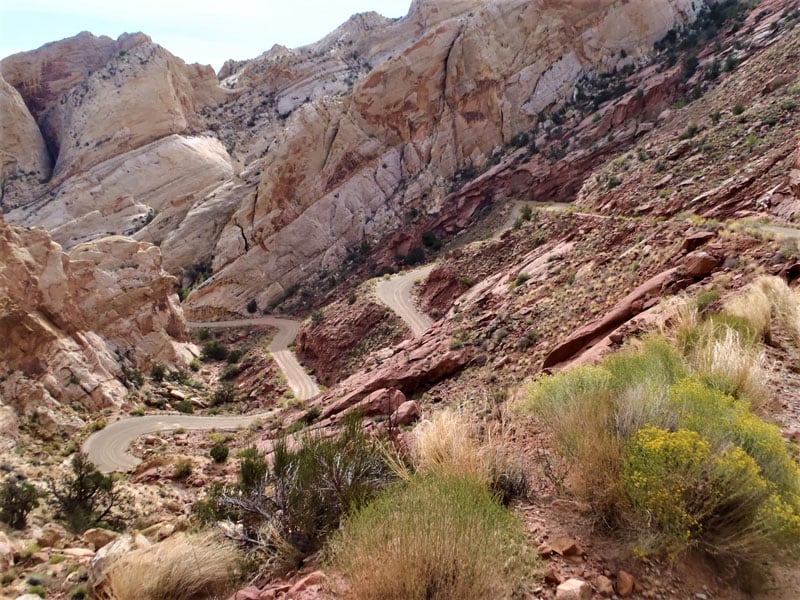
<box><xmin>362</xmin><ymin>388</ymin><xmax>406</xmax><ymax>416</ymax></box>
<box><xmin>390</xmin><ymin>400</ymin><xmax>421</xmax><ymax>427</ymax></box>
<box><xmin>596</xmin><ymin>574</ymin><xmax>615</xmax><ymax>597</ymax></box>
<box><xmin>684</xmin><ymin>250</ymin><xmax>720</xmax><ymax>278</ymax></box>
<box><xmin>556</xmin><ymin>578</ymin><xmax>592</xmax><ymax>600</ymax></box>
<box><xmin>550</xmin><ymin>537</ymin><xmax>583</xmax><ymax>558</ymax></box>
<box><xmin>83</xmin><ymin>528</ymin><xmax>119</xmax><ymax>551</ymax></box>
<box><xmin>34</xmin><ymin>523</ymin><xmax>67</xmax><ymax>549</ymax></box>
<box><xmin>681</xmin><ymin>231</ymin><xmax>716</xmax><ymax>252</ymax></box>
<box><xmin>617</xmin><ymin>570</ymin><xmax>636</xmax><ymax>597</ymax></box>
<box><xmin>287</xmin><ymin>571</ymin><xmax>326</xmax><ymax>595</ymax></box>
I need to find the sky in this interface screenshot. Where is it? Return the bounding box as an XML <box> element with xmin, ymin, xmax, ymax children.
<box><xmin>0</xmin><ymin>0</ymin><xmax>412</xmax><ymax>71</ymax></box>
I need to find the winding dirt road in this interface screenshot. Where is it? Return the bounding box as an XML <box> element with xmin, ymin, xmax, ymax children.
<box><xmin>189</xmin><ymin>317</ymin><xmax>320</xmax><ymax>401</ymax></box>
<box><xmin>84</xmin><ymin>316</ymin><xmax>319</xmax><ymax>473</ymax></box>
<box><xmin>85</xmin><ymin>412</ymin><xmax>275</xmax><ymax>473</ymax></box>
<box><xmin>376</xmin><ymin>265</ymin><xmax>436</xmax><ymax>337</ymax></box>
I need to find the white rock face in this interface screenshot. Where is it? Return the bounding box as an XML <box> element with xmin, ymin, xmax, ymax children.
<box><xmin>0</xmin><ymin>73</ymin><xmax>52</xmax><ymax>202</ymax></box>
<box><xmin>8</xmin><ymin>135</ymin><xmax>234</xmax><ymax>249</ymax></box>
<box><xmin>0</xmin><ymin>216</ymin><xmax>194</xmax><ymax>443</ymax></box>
<box><xmin>187</xmin><ymin>0</ymin><xmax>713</xmax><ymax>315</ymax></box>
<box><xmin>2</xmin><ymin>1</ymin><xmax>717</xmax><ymax>317</ymax></box>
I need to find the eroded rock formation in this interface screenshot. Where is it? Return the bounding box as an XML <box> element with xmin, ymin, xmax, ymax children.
<box><xmin>0</xmin><ymin>217</ymin><xmax>193</xmax><ymax>440</ymax></box>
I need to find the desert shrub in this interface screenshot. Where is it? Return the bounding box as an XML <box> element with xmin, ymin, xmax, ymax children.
<box><xmin>174</xmin><ymin>459</ymin><xmax>193</xmax><ymax>479</ymax></box>
<box><xmin>422</xmin><ymin>230</ymin><xmax>442</xmax><ymax>250</ymax></box>
<box><xmin>210</xmin><ymin>444</ymin><xmax>229</xmax><ymax>463</ymax></box>
<box><xmin>49</xmin><ymin>453</ymin><xmax>122</xmax><ymax>532</ymax></box>
<box><xmin>237</xmin><ymin>446</ymin><xmax>269</xmax><ymax>492</ymax></box>
<box><xmin>733</xmin><ymin>103</ymin><xmax>746</xmax><ymax>115</ymax></box>
<box><xmin>104</xmin><ymin>531</ymin><xmax>239</xmax><ymax>600</ymax></box>
<box><xmin>197</xmin><ymin>328</ymin><xmax>211</xmax><ymax>341</ymax></box>
<box><xmin>331</xmin><ymin>473</ymin><xmax>536</xmax><ymax>600</ymax></box>
<box><xmin>201</xmin><ymin>340</ymin><xmax>229</xmax><ymax>362</ymax></box>
<box><xmin>213</xmin><ymin>418</ymin><xmax>393</xmax><ymax>574</ymax></box>
<box><xmin>0</xmin><ymin>476</ymin><xmax>39</xmax><ymax>529</ymax></box>
<box><xmin>519</xmin><ymin>332</ymin><xmax>800</xmax><ymax>577</ymax></box>
<box><xmin>174</xmin><ymin>400</ymin><xmax>193</xmax><ymax>414</ymax></box>
<box><xmin>220</xmin><ymin>364</ymin><xmax>242</xmax><ymax>381</ymax></box>
<box><xmin>401</xmin><ymin>247</ymin><xmax>425</xmax><ymax>266</ymax></box>
<box><xmin>226</xmin><ymin>349</ymin><xmax>243</xmax><ymax>364</ymax></box>
<box><xmin>150</xmin><ymin>363</ymin><xmax>166</xmax><ymax>382</ymax></box>
<box><xmin>211</xmin><ymin>382</ymin><xmax>237</xmax><ymax>406</ymax></box>
<box><xmin>621</xmin><ymin>378</ymin><xmax>800</xmax><ymax>566</ymax></box>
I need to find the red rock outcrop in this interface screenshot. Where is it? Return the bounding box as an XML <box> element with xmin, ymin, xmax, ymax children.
<box><xmin>295</xmin><ymin>299</ymin><xmax>407</xmax><ymax>385</ymax></box>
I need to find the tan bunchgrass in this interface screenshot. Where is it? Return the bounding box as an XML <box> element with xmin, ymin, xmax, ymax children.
<box><xmin>103</xmin><ymin>531</ymin><xmax>239</xmax><ymax>600</ymax></box>
<box><xmin>724</xmin><ymin>283</ymin><xmax>772</xmax><ymax>341</ymax></box>
<box><xmin>413</xmin><ymin>409</ymin><xmax>488</xmax><ymax>483</ymax></box>
<box><xmin>690</xmin><ymin>326</ymin><xmax>770</xmax><ymax>411</ymax></box>
<box><xmin>412</xmin><ymin>409</ymin><xmax>530</xmax><ymax>504</ymax></box>
<box><xmin>758</xmin><ymin>276</ymin><xmax>800</xmax><ymax>347</ymax></box>
<box><xmin>331</xmin><ymin>474</ymin><xmax>537</xmax><ymax>600</ymax></box>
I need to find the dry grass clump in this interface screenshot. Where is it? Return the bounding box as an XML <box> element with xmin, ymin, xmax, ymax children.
<box><xmin>329</xmin><ymin>410</ymin><xmax>537</xmax><ymax>598</ymax></box>
<box><xmin>414</xmin><ymin>410</ymin><xmax>486</xmax><ymax>481</ymax></box>
<box><xmin>723</xmin><ymin>276</ymin><xmax>800</xmax><ymax>348</ymax></box>
<box><xmin>413</xmin><ymin>410</ymin><xmax>529</xmax><ymax>503</ymax></box>
<box><xmin>724</xmin><ymin>283</ymin><xmax>772</xmax><ymax>340</ymax></box>
<box><xmin>330</xmin><ymin>474</ymin><xmax>536</xmax><ymax>600</ymax></box>
<box><xmin>758</xmin><ymin>275</ymin><xmax>800</xmax><ymax>347</ymax></box>
<box><xmin>104</xmin><ymin>531</ymin><xmax>239</xmax><ymax>600</ymax></box>
<box><xmin>689</xmin><ymin>325</ymin><xmax>769</xmax><ymax>410</ymax></box>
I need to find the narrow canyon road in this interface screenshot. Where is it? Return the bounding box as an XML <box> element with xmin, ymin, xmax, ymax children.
<box><xmin>376</xmin><ymin>264</ymin><xmax>436</xmax><ymax>337</ymax></box>
<box><xmin>84</xmin><ymin>316</ymin><xmax>318</xmax><ymax>473</ymax></box>
<box><xmin>188</xmin><ymin>316</ymin><xmax>321</xmax><ymax>401</ymax></box>
<box><xmin>85</xmin><ymin>412</ymin><xmax>275</xmax><ymax>473</ymax></box>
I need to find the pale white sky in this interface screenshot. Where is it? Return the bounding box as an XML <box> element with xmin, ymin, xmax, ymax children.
<box><xmin>0</xmin><ymin>0</ymin><xmax>412</xmax><ymax>71</ymax></box>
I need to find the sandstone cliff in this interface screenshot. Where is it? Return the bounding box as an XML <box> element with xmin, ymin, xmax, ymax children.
<box><xmin>0</xmin><ymin>217</ymin><xmax>193</xmax><ymax>442</ymax></box>
<box><xmin>0</xmin><ymin>73</ymin><xmax>51</xmax><ymax>202</ymax></box>
<box><xmin>186</xmin><ymin>0</ymin><xmax>713</xmax><ymax>315</ymax></box>
<box><xmin>1</xmin><ymin>32</ymin><xmax>234</xmax><ymax>266</ymax></box>
<box><xmin>0</xmin><ymin>1</ymin><xmax>723</xmax><ymax>317</ymax></box>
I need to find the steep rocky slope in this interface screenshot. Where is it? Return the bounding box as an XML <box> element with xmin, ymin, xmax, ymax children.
<box><xmin>0</xmin><ymin>217</ymin><xmax>193</xmax><ymax>447</ymax></box>
<box><xmin>2</xmin><ymin>0</ymin><xmax>722</xmax><ymax>319</ymax></box>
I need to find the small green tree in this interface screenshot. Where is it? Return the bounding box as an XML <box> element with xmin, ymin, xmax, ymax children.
<box><xmin>150</xmin><ymin>363</ymin><xmax>166</xmax><ymax>382</ymax></box>
<box><xmin>0</xmin><ymin>476</ymin><xmax>39</xmax><ymax>529</ymax></box>
<box><xmin>49</xmin><ymin>453</ymin><xmax>121</xmax><ymax>532</ymax></box>
<box><xmin>210</xmin><ymin>444</ymin><xmax>229</xmax><ymax>463</ymax></box>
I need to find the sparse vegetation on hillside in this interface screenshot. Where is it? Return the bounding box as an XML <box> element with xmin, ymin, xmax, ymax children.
<box><xmin>196</xmin><ymin>416</ymin><xmax>393</xmax><ymax>575</ymax></box>
<box><xmin>48</xmin><ymin>453</ymin><xmax>123</xmax><ymax>532</ymax></box>
<box><xmin>0</xmin><ymin>476</ymin><xmax>39</xmax><ymax>529</ymax></box>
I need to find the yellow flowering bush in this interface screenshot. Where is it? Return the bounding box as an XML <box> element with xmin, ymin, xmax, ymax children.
<box><xmin>520</xmin><ymin>336</ymin><xmax>800</xmax><ymax>575</ymax></box>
